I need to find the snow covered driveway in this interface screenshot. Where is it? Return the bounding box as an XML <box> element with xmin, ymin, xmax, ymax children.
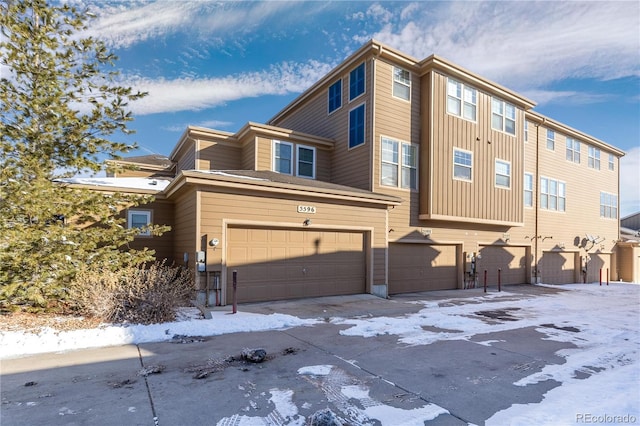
<box><xmin>1</xmin><ymin>283</ymin><xmax>638</xmax><ymax>425</ymax></box>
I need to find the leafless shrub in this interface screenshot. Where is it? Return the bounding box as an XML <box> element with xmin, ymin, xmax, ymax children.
<box><xmin>70</xmin><ymin>261</ymin><xmax>194</xmax><ymax>324</ymax></box>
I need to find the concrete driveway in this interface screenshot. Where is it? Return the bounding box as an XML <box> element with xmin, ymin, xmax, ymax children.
<box><xmin>0</xmin><ymin>286</ymin><xmax>601</xmax><ymax>425</ymax></box>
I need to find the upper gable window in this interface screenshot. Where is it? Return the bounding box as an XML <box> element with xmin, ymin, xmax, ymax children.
<box><xmin>588</xmin><ymin>146</ymin><xmax>601</xmax><ymax>170</ymax></box>
<box><xmin>128</xmin><ymin>210</ymin><xmax>152</xmax><ymax>237</ymax></box>
<box><xmin>349</xmin><ymin>62</ymin><xmax>365</xmax><ymax>101</ymax></box>
<box><xmin>453</xmin><ymin>148</ymin><xmax>473</xmax><ymax>181</ymax></box>
<box><xmin>273</xmin><ymin>140</ymin><xmax>293</xmax><ymax>175</ymax></box>
<box><xmin>447</xmin><ymin>78</ymin><xmax>477</xmax><ymax>121</ymax></box>
<box><xmin>349</xmin><ymin>104</ymin><xmax>365</xmax><ymax>149</ymax></box>
<box><xmin>381</xmin><ymin>137</ymin><xmax>417</xmax><ymax>189</ymax></box>
<box><xmin>491</xmin><ymin>98</ymin><xmax>516</xmax><ymax>135</ymax></box>
<box><xmin>566</xmin><ymin>138</ymin><xmax>581</xmax><ymax>164</ymax></box>
<box><xmin>328</xmin><ymin>79</ymin><xmax>342</xmax><ymax>114</ymax></box>
<box><xmin>546</xmin><ymin>129</ymin><xmax>555</xmax><ymax>151</ymax></box>
<box><xmin>392</xmin><ymin>67</ymin><xmax>411</xmax><ymax>101</ymax></box>
<box><xmin>296</xmin><ymin>145</ymin><xmax>316</xmax><ymax>179</ymax></box>
<box><xmin>608</xmin><ymin>154</ymin><xmax>615</xmax><ymax>171</ymax></box>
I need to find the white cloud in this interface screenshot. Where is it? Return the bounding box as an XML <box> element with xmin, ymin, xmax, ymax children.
<box><xmin>620</xmin><ymin>146</ymin><xmax>640</xmax><ymax>217</ymax></box>
<box><xmin>161</xmin><ymin>120</ymin><xmax>233</xmax><ymax>133</ymax></box>
<box><xmin>366</xmin><ymin>3</ymin><xmax>393</xmax><ymax>24</ymax></box>
<box><xmin>125</xmin><ymin>60</ymin><xmax>334</xmax><ymax>115</ymax></box>
<box><xmin>365</xmin><ymin>1</ymin><xmax>640</xmax><ymax>89</ymax></box>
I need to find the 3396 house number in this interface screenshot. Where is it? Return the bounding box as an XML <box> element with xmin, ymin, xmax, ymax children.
<box><xmin>297</xmin><ymin>205</ymin><xmax>316</xmax><ymax>214</ymax></box>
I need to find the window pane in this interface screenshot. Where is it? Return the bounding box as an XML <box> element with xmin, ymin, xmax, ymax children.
<box><xmin>298</xmin><ymin>147</ymin><xmax>313</xmax><ymax>163</ymax></box>
<box><xmin>492</xmin><ymin>98</ymin><xmax>502</xmax><ymax>114</ymax></box>
<box><xmin>454</xmin><ymin>164</ymin><xmax>471</xmax><ymax>180</ymax></box>
<box><xmin>382</xmin><ymin>138</ymin><xmax>398</xmax><ymax>163</ymax></box>
<box><xmin>541</xmin><ymin>194</ymin><xmax>548</xmax><ymax>209</ymax></box>
<box><xmin>447</xmin><ymin>96</ymin><xmax>461</xmax><ymax>116</ymax></box>
<box><xmin>505</xmin><ymin>103</ymin><xmax>516</xmax><ymax>120</ymax></box>
<box><xmin>349</xmin><ymin>63</ymin><xmax>365</xmax><ymax>100</ymax></box>
<box><xmin>549</xmin><ymin>195</ymin><xmax>557</xmax><ymax>210</ymax></box>
<box><xmin>505</xmin><ymin>118</ymin><xmax>515</xmax><ymax>135</ymax></box>
<box><xmin>402</xmin><ymin>144</ymin><xmax>416</xmax><ymax>167</ymax></box>
<box><xmin>401</xmin><ymin>166</ymin><xmax>417</xmax><ymax>189</ymax></box>
<box><xmin>492</xmin><ymin>114</ymin><xmax>503</xmax><ymax>131</ymax></box>
<box><xmin>393</xmin><ymin>81</ymin><xmax>410</xmax><ymax>100</ymax></box>
<box><xmin>349</xmin><ymin>105</ymin><xmax>365</xmax><ymax>148</ymax></box>
<box><xmin>463</xmin><ymin>103</ymin><xmax>476</xmax><ymax>121</ymax></box>
<box><xmin>524</xmin><ymin>192</ymin><xmax>532</xmax><ymax>207</ymax></box>
<box><xmin>382</xmin><ymin>163</ymin><xmax>398</xmax><ymax>186</ymax></box>
<box><xmin>131</xmin><ymin>214</ymin><xmax>148</xmax><ymax>228</ymax></box>
<box><xmin>447</xmin><ymin>79</ymin><xmax>461</xmax><ymax>97</ymax></box>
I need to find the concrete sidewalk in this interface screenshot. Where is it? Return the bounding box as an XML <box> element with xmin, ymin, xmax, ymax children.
<box><xmin>1</xmin><ymin>285</ymin><xmax>574</xmax><ymax>425</ymax></box>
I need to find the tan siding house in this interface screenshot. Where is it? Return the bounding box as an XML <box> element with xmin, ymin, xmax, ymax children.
<box><xmin>83</xmin><ymin>39</ymin><xmax>628</xmax><ymax>306</ymax></box>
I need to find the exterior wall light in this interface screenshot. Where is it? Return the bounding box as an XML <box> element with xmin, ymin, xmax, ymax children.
<box><xmin>303</xmin><ymin>218</ymin><xmax>311</xmax><ymax>226</ymax></box>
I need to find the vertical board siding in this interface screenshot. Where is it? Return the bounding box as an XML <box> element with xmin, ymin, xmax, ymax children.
<box><xmin>427</xmin><ymin>72</ymin><xmax>524</xmax><ymax>225</ymax></box>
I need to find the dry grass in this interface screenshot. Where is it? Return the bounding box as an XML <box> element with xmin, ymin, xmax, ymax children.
<box><xmin>0</xmin><ymin>311</ymin><xmax>102</xmax><ymax>333</ymax></box>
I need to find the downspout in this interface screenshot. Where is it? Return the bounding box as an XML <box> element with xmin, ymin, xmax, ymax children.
<box><xmin>534</xmin><ymin>118</ymin><xmax>544</xmax><ymax>283</ymax></box>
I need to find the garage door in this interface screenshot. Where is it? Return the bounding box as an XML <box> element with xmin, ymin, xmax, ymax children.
<box><xmin>227</xmin><ymin>227</ymin><xmax>365</xmax><ymax>303</ymax></box>
<box><xmin>586</xmin><ymin>253</ymin><xmax>611</xmax><ymax>283</ymax></box>
<box><xmin>388</xmin><ymin>243</ymin><xmax>458</xmax><ymax>294</ymax></box>
<box><xmin>478</xmin><ymin>245</ymin><xmax>528</xmax><ymax>286</ymax></box>
<box><xmin>540</xmin><ymin>251</ymin><xmax>576</xmax><ymax>284</ymax></box>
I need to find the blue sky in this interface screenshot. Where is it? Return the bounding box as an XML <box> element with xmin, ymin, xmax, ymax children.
<box><xmin>79</xmin><ymin>1</ymin><xmax>640</xmax><ymax>215</ymax></box>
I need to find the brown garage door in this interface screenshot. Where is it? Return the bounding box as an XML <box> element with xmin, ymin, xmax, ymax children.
<box><xmin>540</xmin><ymin>251</ymin><xmax>577</xmax><ymax>284</ymax></box>
<box><xmin>227</xmin><ymin>227</ymin><xmax>365</xmax><ymax>303</ymax></box>
<box><xmin>478</xmin><ymin>245</ymin><xmax>528</xmax><ymax>285</ymax></box>
<box><xmin>388</xmin><ymin>243</ymin><xmax>458</xmax><ymax>294</ymax></box>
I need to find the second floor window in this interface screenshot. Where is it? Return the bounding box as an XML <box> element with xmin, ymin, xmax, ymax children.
<box><xmin>588</xmin><ymin>146</ymin><xmax>601</xmax><ymax>170</ymax></box>
<box><xmin>273</xmin><ymin>140</ymin><xmax>293</xmax><ymax>174</ymax></box>
<box><xmin>393</xmin><ymin>67</ymin><xmax>411</xmax><ymax>101</ymax></box>
<box><xmin>328</xmin><ymin>79</ymin><xmax>342</xmax><ymax>114</ymax></box>
<box><xmin>566</xmin><ymin>138</ymin><xmax>581</xmax><ymax>164</ymax></box>
<box><xmin>491</xmin><ymin>98</ymin><xmax>516</xmax><ymax>135</ymax></box>
<box><xmin>381</xmin><ymin>137</ymin><xmax>417</xmax><ymax>189</ymax></box>
<box><xmin>524</xmin><ymin>173</ymin><xmax>533</xmax><ymax>207</ymax></box>
<box><xmin>546</xmin><ymin>129</ymin><xmax>555</xmax><ymax>151</ymax></box>
<box><xmin>297</xmin><ymin>145</ymin><xmax>316</xmax><ymax>179</ymax></box>
<box><xmin>447</xmin><ymin>78</ymin><xmax>477</xmax><ymax>121</ymax></box>
<box><xmin>453</xmin><ymin>148</ymin><xmax>472</xmax><ymax>181</ymax></box>
<box><xmin>540</xmin><ymin>177</ymin><xmax>566</xmax><ymax>212</ymax></box>
<box><xmin>495</xmin><ymin>159</ymin><xmax>511</xmax><ymax>189</ymax></box>
<box><xmin>349</xmin><ymin>104</ymin><xmax>365</xmax><ymax>148</ymax></box>
<box><xmin>349</xmin><ymin>63</ymin><xmax>365</xmax><ymax>101</ymax></box>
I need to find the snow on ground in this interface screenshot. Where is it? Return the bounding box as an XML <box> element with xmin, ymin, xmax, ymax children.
<box><xmin>1</xmin><ymin>282</ymin><xmax>639</xmax><ymax>425</ymax></box>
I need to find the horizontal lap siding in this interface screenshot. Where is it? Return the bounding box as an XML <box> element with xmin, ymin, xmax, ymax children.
<box><xmin>272</xmin><ymin>61</ymin><xmax>373</xmax><ymax>191</ymax></box>
<box><xmin>126</xmin><ymin>199</ymin><xmax>175</xmax><ymax>263</ymax></box>
<box><xmin>172</xmin><ymin>191</ymin><xmax>197</xmax><ymax>268</ymax></box>
<box><xmin>197</xmin><ymin>140</ymin><xmax>242</xmax><ymax>171</ymax></box>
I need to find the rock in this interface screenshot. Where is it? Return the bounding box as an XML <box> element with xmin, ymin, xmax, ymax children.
<box><xmin>138</xmin><ymin>365</ymin><xmax>165</xmax><ymax>377</ymax></box>
<box><xmin>241</xmin><ymin>348</ymin><xmax>267</xmax><ymax>363</ymax></box>
<box><xmin>309</xmin><ymin>408</ymin><xmax>342</xmax><ymax>426</ymax></box>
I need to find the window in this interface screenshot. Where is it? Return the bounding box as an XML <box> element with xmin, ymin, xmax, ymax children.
<box><xmin>524</xmin><ymin>121</ymin><xmax>529</xmax><ymax>143</ymax></box>
<box><xmin>349</xmin><ymin>62</ymin><xmax>365</xmax><ymax>101</ymax></box>
<box><xmin>524</xmin><ymin>173</ymin><xmax>533</xmax><ymax>207</ymax></box>
<box><xmin>273</xmin><ymin>140</ymin><xmax>293</xmax><ymax>174</ymax></box>
<box><xmin>588</xmin><ymin>146</ymin><xmax>601</xmax><ymax>170</ymax></box>
<box><xmin>600</xmin><ymin>192</ymin><xmax>618</xmax><ymax>219</ymax></box>
<box><xmin>540</xmin><ymin>177</ymin><xmax>566</xmax><ymax>212</ymax></box>
<box><xmin>128</xmin><ymin>210</ymin><xmax>151</xmax><ymax>236</ymax></box>
<box><xmin>447</xmin><ymin>78</ymin><xmax>477</xmax><ymax>121</ymax></box>
<box><xmin>566</xmin><ymin>137</ymin><xmax>581</xmax><ymax>163</ymax></box>
<box><xmin>296</xmin><ymin>145</ymin><xmax>315</xmax><ymax>179</ymax></box>
<box><xmin>393</xmin><ymin>67</ymin><xmax>411</xmax><ymax>101</ymax></box>
<box><xmin>495</xmin><ymin>159</ymin><xmax>511</xmax><ymax>189</ymax></box>
<box><xmin>453</xmin><ymin>148</ymin><xmax>472</xmax><ymax>181</ymax></box>
<box><xmin>491</xmin><ymin>98</ymin><xmax>516</xmax><ymax>135</ymax></box>
<box><xmin>328</xmin><ymin>79</ymin><xmax>342</xmax><ymax>114</ymax></box>
<box><xmin>546</xmin><ymin>129</ymin><xmax>555</xmax><ymax>151</ymax></box>
<box><xmin>349</xmin><ymin>104</ymin><xmax>365</xmax><ymax>148</ymax></box>
<box><xmin>381</xmin><ymin>137</ymin><xmax>417</xmax><ymax>189</ymax></box>
<box><xmin>609</xmin><ymin>154</ymin><xmax>615</xmax><ymax>171</ymax></box>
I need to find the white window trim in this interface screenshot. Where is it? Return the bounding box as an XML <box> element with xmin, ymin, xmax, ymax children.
<box><xmin>495</xmin><ymin>159</ymin><xmax>511</xmax><ymax>189</ymax></box>
<box><xmin>348</xmin><ymin>103</ymin><xmax>366</xmax><ymax>150</ymax></box>
<box><xmin>349</xmin><ymin>62</ymin><xmax>366</xmax><ymax>102</ymax></box>
<box><xmin>453</xmin><ymin>147</ymin><xmax>473</xmax><ymax>182</ymax></box>
<box><xmin>380</xmin><ymin>136</ymin><xmax>418</xmax><ymax>190</ymax></box>
<box><xmin>272</xmin><ymin>140</ymin><xmax>294</xmax><ymax>175</ymax></box>
<box><xmin>588</xmin><ymin>146</ymin><xmax>601</xmax><ymax>170</ymax></box>
<box><xmin>128</xmin><ymin>209</ymin><xmax>152</xmax><ymax>237</ymax></box>
<box><xmin>524</xmin><ymin>172</ymin><xmax>534</xmax><ymax>208</ymax></box>
<box><xmin>540</xmin><ymin>176</ymin><xmax>566</xmax><ymax>213</ymax></box>
<box><xmin>446</xmin><ymin>77</ymin><xmax>477</xmax><ymax>123</ymax></box>
<box><xmin>491</xmin><ymin>97</ymin><xmax>516</xmax><ymax>136</ymax></box>
<box><xmin>546</xmin><ymin>129</ymin><xmax>555</xmax><ymax>151</ymax></box>
<box><xmin>327</xmin><ymin>79</ymin><xmax>342</xmax><ymax>115</ymax></box>
<box><xmin>296</xmin><ymin>144</ymin><xmax>316</xmax><ymax>179</ymax></box>
<box><xmin>392</xmin><ymin>66</ymin><xmax>411</xmax><ymax>102</ymax></box>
